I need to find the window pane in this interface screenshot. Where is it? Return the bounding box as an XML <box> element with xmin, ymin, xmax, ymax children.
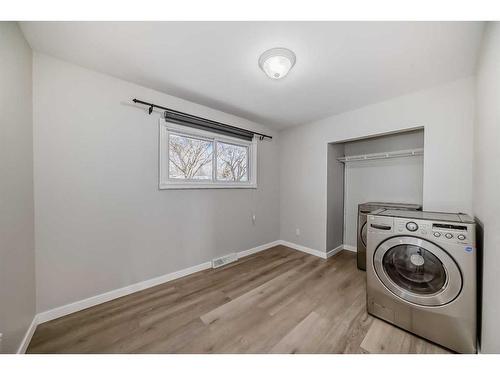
<box><xmin>168</xmin><ymin>133</ymin><xmax>213</xmax><ymax>180</ymax></box>
<box><xmin>216</xmin><ymin>141</ymin><xmax>249</xmax><ymax>182</ymax></box>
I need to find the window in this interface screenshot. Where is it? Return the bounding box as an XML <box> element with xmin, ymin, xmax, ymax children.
<box><xmin>168</xmin><ymin>133</ymin><xmax>213</xmax><ymax>180</ymax></box>
<box><xmin>216</xmin><ymin>141</ymin><xmax>249</xmax><ymax>182</ymax></box>
<box><xmin>159</xmin><ymin>122</ymin><xmax>257</xmax><ymax>189</ymax></box>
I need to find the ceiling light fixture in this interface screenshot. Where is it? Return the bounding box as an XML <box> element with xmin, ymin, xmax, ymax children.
<box><xmin>258</xmin><ymin>47</ymin><xmax>296</xmax><ymax>80</ymax></box>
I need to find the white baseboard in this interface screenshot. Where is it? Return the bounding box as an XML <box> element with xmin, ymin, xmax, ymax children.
<box><xmin>279</xmin><ymin>241</ymin><xmax>353</xmax><ymax>259</ymax></box>
<box><xmin>19</xmin><ymin>239</ymin><xmax>336</xmax><ymax>352</ymax></box>
<box><xmin>278</xmin><ymin>240</ymin><xmax>330</xmax><ymax>259</ymax></box>
<box><xmin>17</xmin><ymin>316</ymin><xmax>38</xmax><ymax>354</ymax></box>
<box><xmin>326</xmin><ymin>244</ymin><xmax>345</xmax><ymax>258</ymax></box>
<box><xmin>36</xmin><ymin>240</ymin><xmax>279</xmax><ymax>326</ymax></box>
<box><xmin>36</xmin><ymin>261</ymin><xmax>212</xmax><ymax>325</ymax></box>
<box><xmin>343</xmin><ymin>244</ymin><xmax>357</xmax><ymax>252</ymax></box>
<box><xmin>237</xmin><ymin>240</ymin><xmax>281</xmax><ymax>258</ymax></box>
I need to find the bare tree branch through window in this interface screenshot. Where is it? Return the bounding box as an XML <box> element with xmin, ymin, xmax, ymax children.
<box><xmin>216</xmin><ymin>142</ymin><xmax>248</xmax><ymax>182</ymax></box>
<box><xmin>166</xmin><ymin>130</ymin><xmax>251</xmax><ymax>185</ymax></box>
<box><xmin>168</xmin><ymin>134</ymin><xmax>213</xmax><ymax>179</ymax></box>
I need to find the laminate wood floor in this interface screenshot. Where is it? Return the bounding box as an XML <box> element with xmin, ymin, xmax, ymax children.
<box><xmin>27</xmin><ymin>246</ymin><xmax>451</xmax><ymax>354</ymax></box>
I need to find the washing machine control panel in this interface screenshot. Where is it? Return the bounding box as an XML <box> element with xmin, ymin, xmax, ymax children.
<box><xmin>431</xmin><ymin>222</ymin><xmax>471</xmax><ymax>244</ymax></box>
<box><xmin>368</xmin><ymin>214</ymin><xmax>474</xmax><ymax>247</ymax></box>
<box><xmin>394</xmin><ymin>219</ymin><xmax>431</xmax><ymax>235</ymax></box>
<box><xmin>406</xmin><ymin>222</ymin><xmax>418</xmax><ymax>231</ymax></box>
<box><xmin>390</xmin><ymin>218</ymin><xmax>472</xmax><ymax>245</ymax></box>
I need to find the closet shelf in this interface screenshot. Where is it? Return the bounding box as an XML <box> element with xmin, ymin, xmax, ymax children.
<box><xmin>337</xmin><ymin>148</ymin><xmax>424</xmax><ymax>163</ymax></box>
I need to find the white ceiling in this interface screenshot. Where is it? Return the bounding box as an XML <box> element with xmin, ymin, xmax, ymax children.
<box><xmin>20</xmin><ymin>22</ymin><xmax>484</xmax><ymax>130</ymax></box>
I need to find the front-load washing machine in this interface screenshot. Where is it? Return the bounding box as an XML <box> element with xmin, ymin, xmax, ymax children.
<box><xmin>366</xmin><ymin>209</ymin><xmax>477</xmax><ymax>353</ymax></box>
<box><xmin>357</xmin><ymin>202</ymin><xmax>422</xmax><ymax>270</ymax></box>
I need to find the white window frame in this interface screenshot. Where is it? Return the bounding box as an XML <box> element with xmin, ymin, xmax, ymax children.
<box><xmin>159</xmin><ymin>121</ymin><xmax>257</xmax><ymax>189</ymax></box>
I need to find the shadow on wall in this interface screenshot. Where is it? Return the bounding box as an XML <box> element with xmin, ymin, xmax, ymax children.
<box><xmin>475</xmin><ymin>216</ymin><xmax>484</xmax><ymax>350</ymax></box>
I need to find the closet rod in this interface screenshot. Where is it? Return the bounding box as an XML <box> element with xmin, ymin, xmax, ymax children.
<box><xmin>132</xmin><ymin>98</ymin><xmax>272</xmax><ymax>140</ymax></box>
<box><xmin>337</xmin><ymin>148</ymin><xmax>424</xmax><ymax>163</ymax></box>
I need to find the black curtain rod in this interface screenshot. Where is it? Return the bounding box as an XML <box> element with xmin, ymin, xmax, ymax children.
<box><xmin>132</xmin><ymin>98</ymin><xmax>272</xmax><ymax>140</ymax></box>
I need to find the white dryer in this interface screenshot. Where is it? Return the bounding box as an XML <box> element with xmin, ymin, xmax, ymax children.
<box><xmin>366</xmin><ymin>209</ymin><xmax>477</xmax><ymax>353</ymax></box>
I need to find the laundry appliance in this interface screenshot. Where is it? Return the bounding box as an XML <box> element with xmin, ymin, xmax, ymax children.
<box><xmin>357</xmin><ymin>202</ymin><xmax>421</xmax><ymax>270</ymax></box>
<box><xmin>366</xmin><ymin>209</ymin><xmax>477</xmax><ymax>353</ymax></box>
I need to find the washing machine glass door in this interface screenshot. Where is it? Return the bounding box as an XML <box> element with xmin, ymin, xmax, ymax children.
<box><xmin>373</xmin><ymin>237</ymin><xmax>462</xmax><ymax>306</ymax></box>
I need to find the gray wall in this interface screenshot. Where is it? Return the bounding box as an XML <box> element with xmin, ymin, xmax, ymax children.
<box><xmin>326</xmin><ymin>144</ymin><xmax>344</xmax><ymax>251</ymax></box>
<box><xmin>33</xmin><ymin>53</ymin><xmax>280</xmax><ymax>313</ymax></box>
<box><xmin>474</xmin><ymin>22</ymin><xmax>500</xmax><ymax>354</ymax></box>
<box><xmin>0</xmin><ymin>22</ymin><xmax>36</xmax><ymax>353</ymax></box>
<box><xmin>342</xmin><ymin>130</ymin><xmax>424</xmax><ymax>247</ymax></box>
<box><xmin>280</xmin><ymin>77</ymin><xmax>475</xmax><ymax>252</ymax></box>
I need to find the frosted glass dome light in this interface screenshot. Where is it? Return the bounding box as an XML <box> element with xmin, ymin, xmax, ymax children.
<box><xmin>258</xmin><ymin>48</ymin><xmax>296</xmax><ymax>80</ymax></box>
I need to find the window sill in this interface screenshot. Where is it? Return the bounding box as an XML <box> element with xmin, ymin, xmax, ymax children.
<box><xmin>159</xmin><ymin>183</ymin><xmax>257</xmax><ymax>190</ymax></box>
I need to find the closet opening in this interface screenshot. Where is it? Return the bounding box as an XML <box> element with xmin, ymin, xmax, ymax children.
<box><xmin>326</xmin><ymin>128</ymin><xmax>425</xmax><ymax>260</ymax></box>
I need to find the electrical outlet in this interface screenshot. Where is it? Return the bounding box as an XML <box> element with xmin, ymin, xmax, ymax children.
<box><xmin>296</xmin><ymin>228</ymin><xmax>301</xmax><ymax>236</ymax></box>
